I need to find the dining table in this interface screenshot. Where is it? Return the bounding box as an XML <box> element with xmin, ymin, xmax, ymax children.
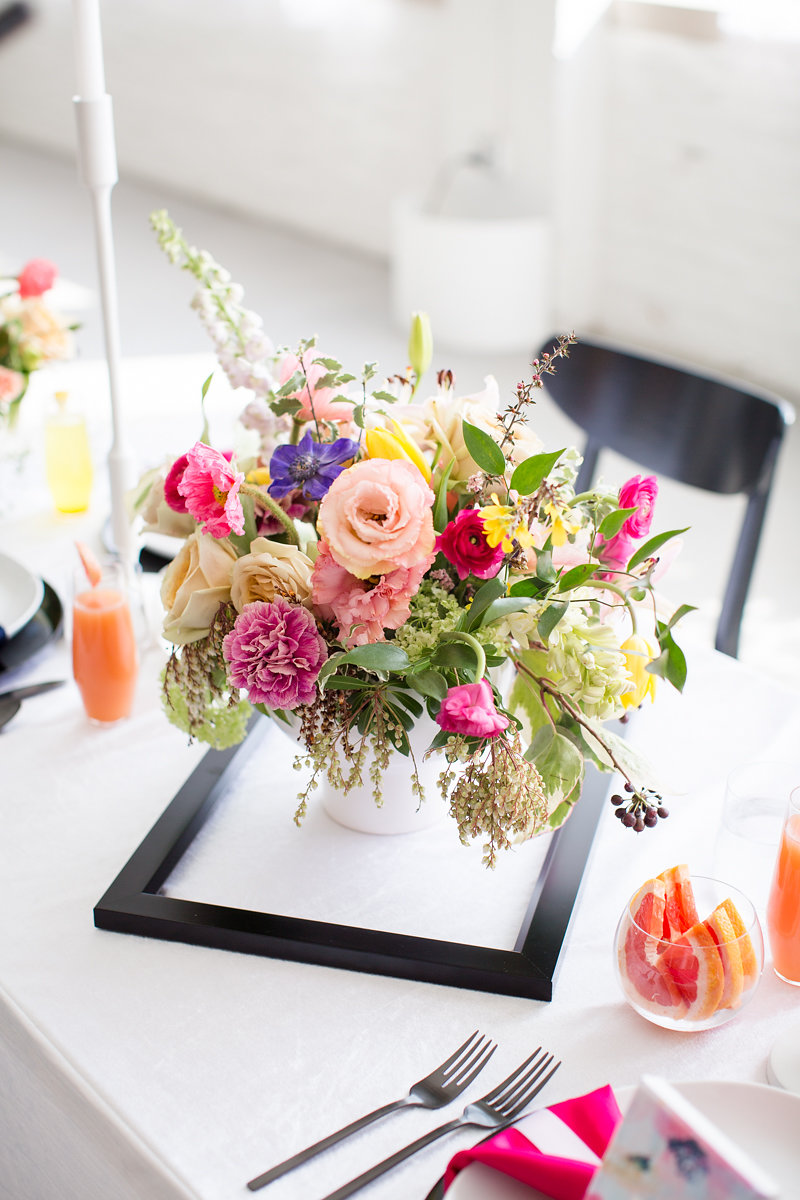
<box><xmin>2</xmin><ymin>355</ymin><xmax>800</xmax><ymax>1200</ymax></box>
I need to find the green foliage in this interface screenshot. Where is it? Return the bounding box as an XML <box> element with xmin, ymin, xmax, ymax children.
<box><xmin>461</xmin><ymin>419</ymin><xmax>506</xmax><ymax>476</ymax></box>
<box><xmin>509</xmin><ymin>448</ymin><xmax>566</xmax><ymax>496</ymax></box>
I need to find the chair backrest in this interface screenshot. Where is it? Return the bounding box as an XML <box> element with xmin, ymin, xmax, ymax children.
<box><xmin>537</xmin><ymin>335</ymin><xmax>795</xmax><ymax>658</ymax></box>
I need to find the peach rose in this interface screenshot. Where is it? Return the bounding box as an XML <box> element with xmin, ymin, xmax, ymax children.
<box><xmin>317</xmin><ymin>458</ymin><xmax>435</xmax><ymax>579</ymax></box>
<box><xmin>160</xmin><ymin>531</ymin><xmax>237</xmax><ymax>644</ymax></box>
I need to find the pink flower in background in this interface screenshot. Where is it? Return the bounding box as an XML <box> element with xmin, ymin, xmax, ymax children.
<box><xmin>256</xmin><ymin>490</ymin><xmax>309</xmax><ymax>537</ymax></box>
<box><xmin>435</xmin><ymin>680</ymin><xmax>509</xmax><ymax>739</ymax></box>
<box><xmin>17</xmin><ymin>258</ymin><xmax>57</xmax><ymax>298</ymax></box>
<box><xmin>178</xmin><ymin>442</ymin><xmax>245</xmax><ymax>537</ymax></box>
<box><xmin>311</xmin><ymin>540</ymin><xmax>429</xmax><ymax>647</ymax></box>
<box><xmin>317</xmin><ymin>457</ymin><xmax>435</xmax><ymax>579</ymax></box>
<box><xmin>164</xmin><ymin>453</ymin><xmax>190</xmax><ymax>513</ymax></box>
<box><xmin>278</xmin><ymin>351</ymin><xmax>354</xmax><ymax>424</ymax></box>
<box><xmin>435</xmin><ymin>508</ymin><xmax>505</xmax><ymax>581</ymax></box>
<box><xmin>222</xmin><ymin>597</ymin><xmax>327</xmax><ymax>709</ymax></box>
<box><xmin>0</xmin><ymin>365</ymin><xmax>25</xmax><ymax>408</ymax></box>
<box><xmin>618</xmin><ymin>475</ymin><xmax>658</xmax><ymax>539</ymax></box>
<box><xmin>598</xmin><ymin>530</ymin><xmax>636</xmax><ymax>575</ymax></box>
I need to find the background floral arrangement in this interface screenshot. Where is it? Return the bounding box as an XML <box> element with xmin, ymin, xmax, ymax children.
<box><xmin>136</xmin><ymin>211</ymin><xmax>692</xmax><ymax>866</ymax></box>
<box><xmin>0</xmin><ymin>258</ymin><xmax>74</xmax><ymax>428</ymax></box>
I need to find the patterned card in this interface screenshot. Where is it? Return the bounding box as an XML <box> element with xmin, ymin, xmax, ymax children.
<box><xmin>585</xmin><ymin>1077</ymin><xmax>779</xmax><ymax>1199</ymax></box>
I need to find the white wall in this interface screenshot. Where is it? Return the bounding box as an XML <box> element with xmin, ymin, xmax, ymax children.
<box><xmin>1</xmin><ymin>0</ymin><xmax>798</xmax><ymax>397</ymax></box>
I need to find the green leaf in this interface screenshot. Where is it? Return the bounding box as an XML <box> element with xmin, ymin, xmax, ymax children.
<box><xmin>535</xmin><ymin>550</ymin><xmax>557</xmax><ymax>585</ymax></box>
<box><xmin>313</xmin><ymin>356</ymin><xmax>342</xmax><ymax>371</ymax></box>
<box><xmin>337</xmin><ymin>643</ymin><xmax>410</xmax><ymax>673</ymax></box>
<box><xmin>597</xmin><ymin>506</ymin><xmax>637</xmax><ymax>539</ymax></box>
<box><xmin>389</xmin><ymin>690</ymin><xmax>424</xmax><ymax>718</ymax></box>
<box><xmin>478</xmin><ymin>597</ymin><xmax>535</xmax><ymax>628</ymax></box>
<box><xmin>663</xmin><ymin>603</ymin><xmax>697</xmax><ymax>632</ymax></box>
<box><xmin>323</xmin><ymin>677</ymin><xmax>372</xmax><ymax>690</ymax></box>
<box><xmin>557</xmin><ymin>563</ymin><xmax>599</xmax><ymax>592</ymax></box>
<box><xmin>649</xmin><ymin>628</ymin><xmax>687</xmax><ymax>692</ymax></box>
<box><xmin>227</xmin><ymin>493</ymin><xmax>258</xmax><ymax>556</ymax></box>
<box><xmin>362</xmin><ymin>361</ymin><xmax>378</xmax><ymax>382</ymax></box>
<box><xmin>627</xmin><ymin>528</ymin><xmax>689</xmax><ymax>571</ymax></box>
<box><xmin>200</xmin><ymin>373</ymin><xmax>214</xmax><ymax>401</ymax></box>
<box><xmin>461</xmin><ymin>420</ymin><xmax>506</xmax><ymax>476</ymax></box>
<box><xmin>276</xmin><ymin>370</ymin><xmax>305</xmax><ymax>397</ymax></box>
<box><xmin>508</xmin><ymin>578</ymin><xmax>545</xmax><ymax>598</ymax></box>
<box><xmin>407</xmin><ymin>669</ymin><xmax>448</xmax><ymax>701</ymax></box>
<box><xmin>433</xmin><ymin>458</ymin><xmax>455</xmax><ymax>533</ymax></box>
<box><xmin>462</xmin><ymin>576</ymin><xmax>507</xmax><ymax>631</ymax></box>
<box><xmin>506</xmin><ymin>653</ymin><xmax>559</xmax><ymax>745</ymax></box>
<box><xmin>528</xmin><ymin>728</ymin><xmax>584</xmax><ymax>825</ymax></box>
<box><xmin>353</xmin><ymin>403</ymin><xmax>366</xmax><ymax>430</ymax></box>
<box><xmin>271</xmin><ymin>396</ymin><xmax>303</xmax><ymax>417</ymax></box>
<box><xmin>538</xmin><ymin>599</ymin><xmax>569</xmax><ymax>642</ymax></box>
<box><xmin>431</xmin><ymin>641</ymin><xmax>480</xmax><ymax>673</ymax></box>
<box><xmin>509</xmin><ymin>448</ymin><xmax>565</xmax><ymax>496</ymax></box>
<box><xmin>370</xmin><ymin>390</ymin><xmax>398</xmax><ymax>404</ymax></box>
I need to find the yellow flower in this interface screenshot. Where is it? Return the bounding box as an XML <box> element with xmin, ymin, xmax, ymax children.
<box><xmin>542</xmin><ymin>500</ymin><xmax>581</xmax><ymax>548</ymax></box>
<box><xmin>620</xmin><ymin>634</ymin><xmax>659</xmax><ymax>709</ymax></box>
<box><xmin>364</xmin><ymin>418</ymin><xmax>431</xmax><ymax>482</ymax></box>
<box><xmin>480</xmin><ymin>495</ymin><xmax>534</xmax><ymax>552</ymax></box>
<box><xmin>246</xmin><ymin>466</ymin><xmax>271</xmax><ymax>486</ymax></box>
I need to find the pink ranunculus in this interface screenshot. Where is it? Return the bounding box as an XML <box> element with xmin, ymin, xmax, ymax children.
<box><xmin>222</xmin><ymin>597</ymin><xmax>327</xmax><ymax>709</ymax></box>
<box><xmin>618</xmin><ymin>474</ymin><xmax>658</xmax><ymax>539</ymax></box>
<box><xmin>597</xmin><ymin>530</ymin><xmax>636</xmax><ymax>575</ymax></box>
<box><xmin>177</xmin><ymin>442</ymin><xmax>245</xmax><ymax>538</ymax></box>
<box><xmin>317</xmin><ymin>457</ymin><xmax>436</xmax><ymax>580</ymax></box>
<box><xmin>0</xmin><ymin>365</ymin><xmax>25</xmax><ymax>407</ymax></box>
<box><xmin>17</xmin><ymin>258</ymin><xmax>58</xmax><ymax>298</ymax></box>
<box><xmin>435</xmin><ymin>680</ymin><xmax>510</xmax><ymax>739</ymax></box>
<box><xmin>278</xmin><ymin>351</ymin><xmax>354</xmax><ymax>424</ymax></box>
<box><xmin>163</xmin><ymin>453</ymin><xmax>190</xmax><ymax>513</ymax></box>
<box><xmin>435</xmin><ymin>507</ymin><xmax>505</xmax><ymax>581</ymax></box>
<box><xmin>311</xmin><ymin>539</ymin><xmax>430</xmax><ymax>647</ymax></box>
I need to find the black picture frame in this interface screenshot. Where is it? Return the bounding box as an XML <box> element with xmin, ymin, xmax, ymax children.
<box><xmin>94</xmin><ymin>719</ymin><xmax>609</xmax><ymax>1001</ymax></box>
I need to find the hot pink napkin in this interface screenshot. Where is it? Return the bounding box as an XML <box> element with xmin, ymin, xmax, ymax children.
<box><xmin>443</xmin><ymin>1085</ymin><xmax>622</xmax><ymax>1199</ymax></box>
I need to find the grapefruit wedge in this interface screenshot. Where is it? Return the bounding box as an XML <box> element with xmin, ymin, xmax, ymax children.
<box><xmin>618</xmin><ymin>878</ymin><xmax>687</xmax><ymax>1018</ymax></box>
<box><xmin>719</xmin><ymin>897</ymin><xmax>760</xmax><ymax>990</ymax></box>
<box><xmin>658</xmin><ymin>863</ymin><xmax>699</xmax><ymax>939</ymax></box>
<box><xmin>658</xmin><ymin>920</ymin><xmax>725</xmax><ymax>1020</ymax></box>
<box><xmin>75</xmin><ymin>540</ymin><xmax>102</xmax><ymax>587</ymax></box>
<box><xmin>703</xmin><ymin>903</ymin><xmax>744</xmax><ymax>1010</ymax></box>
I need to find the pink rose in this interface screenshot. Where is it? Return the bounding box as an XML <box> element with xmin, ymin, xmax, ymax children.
<box><xmin>618</xmin><ymin>475</ymin><xmax>658</xmax><ymax>539</ymax></box>
<box><xmin>17</xmin><ymin>258</ymin><xmax>57</xmax><ymax>298</ymax></box>
<box><xmin>0</xmin><ymin>365</ymin><xmax>25</xmax><ymax>408</ymax></box>
<box><xmin>436</xmin><ymin>508</ymin><xmax>504</xmax><ymax>581</ymax></box>
<box><xmin>435</xmin><ymin>680</ymin><xmax>509</xmax><ymax>739</ymax></box>
<box><xmin>278</xmin><ymin>351</ymin><xmax>354</xmax><ymax>424</ymax></box>
<box><xmin>317</xmin><ymin>458</ymin><xmax>436</xmax><ymax>580</ymax></box>
<box><xmin>311</xmin><ymin>539</ymin><xmax>428</xmax><ymax>647</ymax></box>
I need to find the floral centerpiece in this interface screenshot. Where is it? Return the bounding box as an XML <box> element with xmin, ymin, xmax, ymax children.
<box><xmin>136</xmin><ymin>211</ymin><xmax>692</xmax><ymax>866</ymax></box>
<box><xmin>0</xmin><ymin>258</ymin><xmax>74</xmax><ymax>429</ymax></box>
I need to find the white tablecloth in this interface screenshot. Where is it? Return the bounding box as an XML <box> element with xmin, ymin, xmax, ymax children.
<box><xmin>2</xmin><ymin>358</ymin><xmax>800</xmax><ymax>1200</ymax></box>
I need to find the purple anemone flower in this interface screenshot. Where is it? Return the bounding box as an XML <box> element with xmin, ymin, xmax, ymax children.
<box><xmin>268</xmin><ymin>432</ymin><xmax>359</xmax><ymax>501</ymax></box>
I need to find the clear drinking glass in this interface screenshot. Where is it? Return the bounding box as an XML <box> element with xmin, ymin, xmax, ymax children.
<box><xmin>713</xmin><ymin>762</ymin><xmax>795</xmax><ymax>920</ymax></box>
<box><xmin>766</xmin><ymin>786</ymin><xmax>800</xmax><ymax>985</ymax></box>
<box><xmin>614</xmin><ymin>875</ymin><xmax>764</xmax><ymax>1031</ymax></box>
<box><xmin>72</xmin><ymin>563</ymin><xmax>139</xmax><ymax>724</ymax></box>
<box><xmin>45</xmin><ymin>394</ymin><xmax>93</xmax><ymax>513</ymax></box>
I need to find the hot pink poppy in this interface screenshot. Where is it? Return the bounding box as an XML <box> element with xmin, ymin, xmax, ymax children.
<box><xmin>177</xmin><ymin>442</ymin><xmax>245</xmax><ymax>538</ymax></box>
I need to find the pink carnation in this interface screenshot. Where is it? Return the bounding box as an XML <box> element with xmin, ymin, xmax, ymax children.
<box><xmin>17</xmin><ymin>258</ymin><xmax>57</xmax><ymax>298</ymax></box>
<box><xmin>435</xmin><ymin>680</ymin><xmax>509</xmax><ymax>739</ymax></box>
<box><xmin>435</xmin><ymin>507</ymin><xmax>504</xmax><ymax>581</ymax></box>
<box><xmin>278</xmin><ymin>351</ymin><xmax>354</xmax><ymax>424</ymax></box>
<box><xmin>311</xmin><ymin>539</ymin><xmax>429</xmax><ymax>647</ymax></box>
<box><xmin>317</xmin><ymin>457</ymin><xmax>435</xmax><ymax>580</ymax></box>
<box><xmin>177</xmin><ymin>442</ymin><xmax>245</xmax><ymax>538</ymax></box>
<box><xmin>222</xmin><ymin>597</ymin><xmax>327</xmax><ymax>709</ymax></box>
<box><xmin>0</xmin><ymin>365</ymin><xmax>25</xmax><ymax>407</ymax></box>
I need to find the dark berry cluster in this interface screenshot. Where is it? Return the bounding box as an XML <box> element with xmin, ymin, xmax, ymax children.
<box><xmin>610</xmin><ymin>781</ymin><xmax>669</xmax><ymax>832</ymax></box>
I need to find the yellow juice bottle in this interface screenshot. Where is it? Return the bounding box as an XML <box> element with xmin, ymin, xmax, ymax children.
<box><xmin>45</xmin><ymin>391</ymin><xmax>94</xmax><ymax>513</ymax></box>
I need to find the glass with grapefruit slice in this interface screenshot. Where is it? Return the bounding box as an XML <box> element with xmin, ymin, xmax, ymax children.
<box><xmin>614</xmin><ymin>866</ymin><xmax>764</xmax><ymax>1030</ymax></box>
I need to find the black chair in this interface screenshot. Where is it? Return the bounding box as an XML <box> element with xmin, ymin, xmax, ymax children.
<box><xmin>537</xmin><ymin>334</ymin><xmax>795</xmax><ymax>659</ymax></box>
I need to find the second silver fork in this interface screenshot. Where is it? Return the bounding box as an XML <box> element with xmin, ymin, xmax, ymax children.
<box><xmin>246</xmin><ymin>1030</ymin><xmax>496</xmax><ymax>1191</ymax></box>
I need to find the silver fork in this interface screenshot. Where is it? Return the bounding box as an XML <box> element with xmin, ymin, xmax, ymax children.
<box><xmin>246</xmin><ymin>1031</ymin><xmax>496</xmax><ymax>1191</ymax></box>
<box><xmin>319</xmin><ymin>1047</ymin><xmax>561</xmax><ymax>1200</ymax></box>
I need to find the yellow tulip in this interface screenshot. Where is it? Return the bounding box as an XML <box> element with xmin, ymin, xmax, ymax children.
<box><xmin>620</xmin><ymin>634</ymin><xmax>659</xmax><ymax>709</ymax></box>
<box><xmin>364</xmin><ymin>421</ymin><xmax>432</xmax><ymax>482</ymax></box>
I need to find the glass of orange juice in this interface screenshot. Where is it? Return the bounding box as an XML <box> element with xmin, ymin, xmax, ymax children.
<box><xmin>72</xmin><ymin>563</ymin><xmax>139</xmax><ymax>725</ymax></box>
<box><xmin>767</xmin><ymin>785</ymin><xmax>800</xmax><ymax>985</ymax></box>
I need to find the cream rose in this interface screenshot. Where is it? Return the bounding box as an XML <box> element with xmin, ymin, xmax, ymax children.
<box><xmin>230</xmin><ymin>537</ymin><xmax>314</xmax><ymax>610</ymax></box>
<box><xmin>160</xmin><ymin>531</ymin><xmax>236</xmax><ymax>644</ymax></box>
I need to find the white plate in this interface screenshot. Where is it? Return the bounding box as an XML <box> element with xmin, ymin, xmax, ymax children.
<box><xmin>447</xmin><ymin>1081</ymin><xmax>800</xmax><ymax>1199</ymax></box>
<box><xmin>0</xmin><ymin>553</ymin><xmax>44</xmax><ymax>640</ymax></box>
